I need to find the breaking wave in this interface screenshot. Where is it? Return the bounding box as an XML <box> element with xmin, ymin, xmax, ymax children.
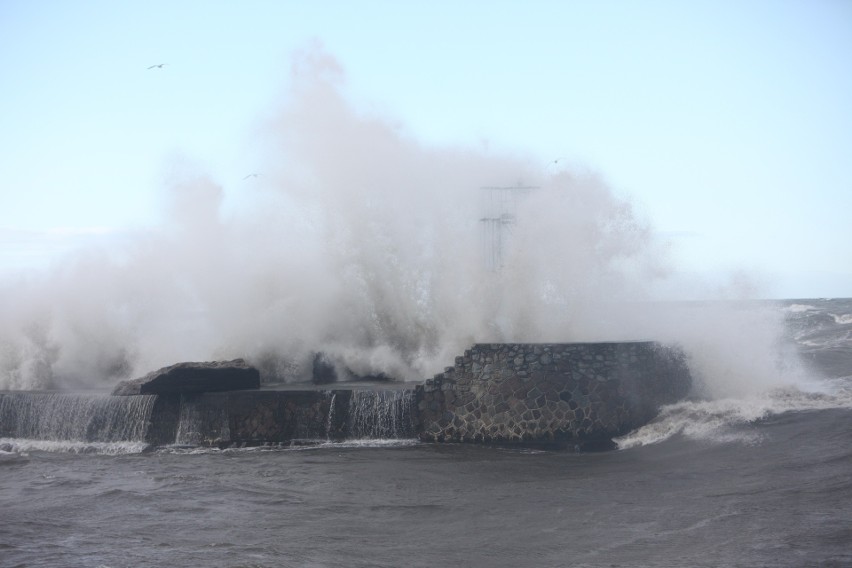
<box><xmin>615</xmin><ymin>378</ymin><xmax>852</xmax><ymax>449</ymax></box>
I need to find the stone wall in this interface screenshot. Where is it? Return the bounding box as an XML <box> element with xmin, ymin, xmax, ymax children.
<box><xmin>415</xmin><ymin>342</ymin><xmax>691</xmax><ymax>450</ymax></box>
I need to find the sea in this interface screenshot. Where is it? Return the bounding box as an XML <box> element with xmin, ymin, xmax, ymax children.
<box><xmin>1</xmin><ymin>298</ymin><xmax>851</xmax><ymax>568</ymax></box>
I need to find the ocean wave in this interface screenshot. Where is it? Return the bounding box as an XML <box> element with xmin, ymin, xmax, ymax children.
<box><xmin>831</xmin><ymin>313</ymin><xmax>852</xmax><ymax>325</ymax></box>
<box><xmin>783</xmin><ymin>303</ymin><xmax>817</xmax><ymax>313</ymax></box>
<box><xmin>614</xmin><ymin>381</ymin><xmax>852</xmax><ymax>450</ymax></box>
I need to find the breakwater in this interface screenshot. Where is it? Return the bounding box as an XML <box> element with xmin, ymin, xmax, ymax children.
<box><xmin>0</xmin><ymin>342</ymin><xmax>691</xmax><ymax>451</ymax></box>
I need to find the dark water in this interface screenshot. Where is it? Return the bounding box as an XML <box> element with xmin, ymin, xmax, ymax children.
<box><xmin>2</xmin><ymin>299</ymin><xmax>851</xmax><ymax>567</ymax></box>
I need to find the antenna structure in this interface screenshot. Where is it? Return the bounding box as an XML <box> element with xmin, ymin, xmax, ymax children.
<box><xmin>479</xmin><ymin>184</ymin><xmax>538</xmax><ymax>271</ymax></box>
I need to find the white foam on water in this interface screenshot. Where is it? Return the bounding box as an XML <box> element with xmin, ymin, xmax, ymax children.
<box><xmin>317</xmin><ymin>438</ymin><xmax>420</xmax><ymax>449</ymax></box>
<box><xmin>0</xmin><ymin>437</ymin><xmax>149</xmax><ymax>455</ymax></box>
<box><xmin>154</xmin><ymin>438</ymin><xmax>421</xmax><ymax>455</ymax></box>
<box><xmin>831</xmin><ymin>313</ymin><xmax>852</xmax><ymax>325</ymax></box>
<box><xmin>783</xmin><ymin>304</ymin><xmax>817</xmax><ymax>313</ymax></box>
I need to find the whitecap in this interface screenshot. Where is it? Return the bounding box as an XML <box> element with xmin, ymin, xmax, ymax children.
<box><xmin>783</xmin><ymin>304</ymin><xmax>817</xmax><ymax>313</ymax></box>
<box><xmin>614</xmin><ymin>381</ymin><xmax>852</xmax><ymax>450</ymax></box>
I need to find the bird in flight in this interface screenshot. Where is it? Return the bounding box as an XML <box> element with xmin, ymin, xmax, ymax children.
<box><xmin>147</xmin><ymin>63</ymin><xmax>167</xmax><ymax>69</ymax></box>
<box><xmin>242</xmin><ymin>173</ymin><xmax>262</xmax><ymax>180</ymax></box>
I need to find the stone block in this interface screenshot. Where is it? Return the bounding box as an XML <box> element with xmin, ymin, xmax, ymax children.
<box><xmin>112</xmin><ymin>359</ymin><xmax>259</xmax><ymax>396</ymax></box>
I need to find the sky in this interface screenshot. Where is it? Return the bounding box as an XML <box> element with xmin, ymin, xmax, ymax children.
<box><xmin>1</xmin><ymin>0</ymin><xmax>850</xmax><ymax>299</ymax></box>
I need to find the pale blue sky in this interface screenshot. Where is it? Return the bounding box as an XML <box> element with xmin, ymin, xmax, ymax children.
<box><xmin>1</xmin><ymin>0</ymin><xmax>850</xmax><ymax>298</ymax></box>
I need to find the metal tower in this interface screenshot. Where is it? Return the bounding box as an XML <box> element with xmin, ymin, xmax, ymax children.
<box><xmin>479</xmin><ymin>184</ymin><xmax>538</xmax><ymax>271</ymax></box>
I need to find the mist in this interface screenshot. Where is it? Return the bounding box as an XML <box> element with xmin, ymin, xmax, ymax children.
<box><xmin>0</xmin><ymin>48</ymin><xmax>811</xmax><ymax>397</ymax></box>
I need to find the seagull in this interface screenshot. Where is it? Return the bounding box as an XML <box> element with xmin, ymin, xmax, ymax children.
<box><xmin>147</xmin><ymin>63</ymin><xmax>167</xmax><ymax>70</ymax></box>
<box><xmin>242</xmin><ymin>173</ymin><xmax>262</xmax><ymax>180</ymax></box>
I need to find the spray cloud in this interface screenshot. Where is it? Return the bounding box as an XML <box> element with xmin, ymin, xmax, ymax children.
<box><xmin>0</xmin><ymin>47</ymin><xmax>809</xmax><ymax>397</ymax></box>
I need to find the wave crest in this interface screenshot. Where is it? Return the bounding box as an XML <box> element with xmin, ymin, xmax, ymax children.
<box><xmin>615</xmin><ymin>380</ymin><xmax>852</xmax><ymax>449</ymax></box>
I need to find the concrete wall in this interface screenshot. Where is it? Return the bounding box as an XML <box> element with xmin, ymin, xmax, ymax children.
<box><xmin>145</xmin><ymin>388</ymin><xmax>418</xmax><ymax>447</ymax></box>
<box><xmin>415</xmin><ymin>342</ymin><xmax>691</xmax><ymax>449</ymax></box>
<box><xmin>145</xmin><ymin>391</ymin><xmax>335</xmax><ymax>446</ymax></box>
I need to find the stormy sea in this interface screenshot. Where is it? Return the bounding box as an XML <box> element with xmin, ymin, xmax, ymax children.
<box><xmin>0</xmin><ymin>298</ymin><xmax>849</xmax><ymax>568</ymax></box>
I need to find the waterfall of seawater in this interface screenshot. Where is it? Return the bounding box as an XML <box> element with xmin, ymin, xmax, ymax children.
<box><xmin>347</xmin><ymin>390</ymin><xmax>416</xmax><ymax>439</ymax></box>
<box><xmin>326</xmin><ymin>391</ymin><xmax>336</xmax><ymax>441</ymax></box>
<box><xmin>0</xmin><ymin>393</ymin><xmax>156</xmax><ymax>452</ymax></box>
<box><xmin>174</xmin><ymin>396</ymin><xmax>230</xmax><ymax>446</ymax></box>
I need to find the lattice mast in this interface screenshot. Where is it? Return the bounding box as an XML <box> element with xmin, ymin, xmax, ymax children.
<box><xmin>479</xmin><ymin>184</ymin><xmax>538</xmax><ymax>271</ymax></box>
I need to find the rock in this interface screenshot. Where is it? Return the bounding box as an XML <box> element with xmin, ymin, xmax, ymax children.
<box><xmin>112</xmin><ymin>359</ymin><xmax>260</xmax><ymax>396</ymax></box>
<box><xmin>312</xmin><ymin>352</ymin><xmax>338</xmax><ymax>384</ymax></box>
<box><xmin>311</xmin><ymin>352</ymin><xmax>396</xmax><ymax>384</ymax></box>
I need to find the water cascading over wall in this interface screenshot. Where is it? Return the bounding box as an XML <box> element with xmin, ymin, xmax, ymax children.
<box><xmin>0</xmin><ymin>388</ymin><xmax>421</xmax><ymax>449</ymax></box>
<box><xmin>146</xmin><ymin>388</ymin><xmax>419</xmax><ymax>447</ymax></box>
<box><xmin>144</xmin><ymin>391</ymin><xmax>338</xmax><ymax>447</ymax></box>
<box><xmin>347</xmin><ymin>390</ymin><xmax>417</xmax><ymax>439</ymax></box>
<box><xmin>0</xmin><ymin>393</ymin><xmax>156</xmax><ymax>445</ymax></box>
